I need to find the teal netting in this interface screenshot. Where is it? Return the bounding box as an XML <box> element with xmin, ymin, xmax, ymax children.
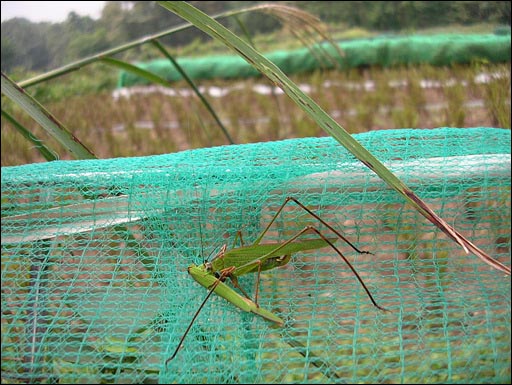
<box><xmin>1</xmin><ymin>127</ymin><xmax>510</xmax><ymax>384</ymax></box>
<box><xmin>118</xmin><ymin>33</ymin><xmax>512</xmax><ymax>87</ymax></box>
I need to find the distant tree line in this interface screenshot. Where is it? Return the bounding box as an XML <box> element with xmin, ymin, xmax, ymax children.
<box><xmin>1</xmin><ymin>1</ymin><xmax>510</xmax><ymax>73</ymax></box>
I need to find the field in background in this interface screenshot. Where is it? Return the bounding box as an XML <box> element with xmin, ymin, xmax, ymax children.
<box><xmin>2</xmin><ymin>61</ymin><xmax>510</xmax><ymax>166</ymax></box>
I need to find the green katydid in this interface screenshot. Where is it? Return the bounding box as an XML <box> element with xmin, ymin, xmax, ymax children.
<box><xmin>166</xmin><ymin>197</ymin><xmax>386</xmax><ymax>364</ymax></box>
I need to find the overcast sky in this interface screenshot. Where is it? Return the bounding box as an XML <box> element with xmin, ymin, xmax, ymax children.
<box><xmin>1</xmin><ymin>1</ymin><xmax>106</xmax><ymax>23</ymax></box>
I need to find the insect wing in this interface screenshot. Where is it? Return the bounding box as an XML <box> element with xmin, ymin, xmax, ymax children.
<box><xmin>219</xmin><ymin>237</ymin><xmax>338</xmax><ymax>275</ymax></box>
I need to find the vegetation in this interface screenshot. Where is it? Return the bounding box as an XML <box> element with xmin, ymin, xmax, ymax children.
<box><xmin>0</xmin><ymin>2</ymin><xmax>510</xmax><ymax>384</ymax></box>
<box><xmin>2</xmin><ymin>62</ymin><xmax>510</xmax><ymax>166</ymax></box>
<box><xmin>1</xmin><ymin>1</ymin><xmax>510</xmax><ymax>167</ymax></box>
<box><xmin>1</xmin><ymin>1</ymin><xmax>510</xmax><ymax>73</ymax></box>
<box><xmin>2</xmin><ymin>1</ymin><xmax>509</xmax><ymax>273</ymax></box>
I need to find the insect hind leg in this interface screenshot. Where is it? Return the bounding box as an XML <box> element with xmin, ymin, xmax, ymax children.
<box><xmin>299</xmin><ymin>225</ymin><xmax>387</xmax><ymax>312</ymax></box>
<box><xmin>255</xmin><ymin>196</ymin><xmax>372</xmax><ymax>256</ymax></box>
<box><xmin>285</xmin><ymin>197</ymin><xmax>372</xmax><ymax>255</ymax></box>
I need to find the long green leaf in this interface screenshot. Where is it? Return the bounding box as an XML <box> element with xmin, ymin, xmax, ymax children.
<box><xmin>18</xmin><ymin>5</ymin><xmax>309</xmax><ymax>89</ymax></box>
<box><xmin>1</xmin><ymin>110</ymin><xmax>58</xmax><ymax>161</ymax></box>
<box><xmin>158</xmin><ymin>1</ymin><xmax>510</xmax><ymax>275</ymax></box>
<box><xmin>102</xmin><ymin>53</ymin><xmax>236</xmax><ymax>145</ymax></box>
<box><xmin>1</xmin><ymin>72</ymin><xmax>96</xmax><ymax>160</ymax></box>
<box><xmin>15</xmin><ymin>5</ymin><xmax>329</xmax><ymax>151</ymax></box>
<box><xmin>100</xmin><ymin>57</ymin><xmax>173</xmax><ymax>88</ymax></box>
<box><xmin>1</xmin><ymin>73</ymin><xmax>160</xmax><ymax>276</ymax></box>
<box><xmin>150</xmin><ymin>40</ymin><xmax>235</xmax><ymax>144</ymax></box>
<box><xmin>12</xmin><ymin>3</ymin><xmax>336</xmax><ymax>153</ymax></box>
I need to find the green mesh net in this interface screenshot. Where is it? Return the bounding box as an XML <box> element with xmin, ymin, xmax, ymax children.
<box><xmin>1</xmin><ymin>127</ymin><xmax>510</xmax><ymax>384</ymax></box>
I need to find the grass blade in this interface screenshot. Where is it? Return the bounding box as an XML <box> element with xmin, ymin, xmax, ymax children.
<box><xmin>1</xmin><ymin>72</ymin><xmax>96</xmax><ymax>160</ymax></box>
<box><xmin>1</xmin><ymin>110</ymin><xmax>58</xmax><ymax>161</ymax></box>
<box><xmin>150</xmin><ymin>40</ymin><xmax>235</xmax><ymax>144</ymax></box>
<box><xmin>17</xmin><ymin>4</ymin><xmax>317</xmax><ymax>89</ymax></box>
<box><xmin>100</xmin><ymin>57</ymin><xmax>173</xmax><ymax>88</ymax></box>
<box><xmin>257</xmin><ymin>4</ymin><xmax>344</xmax><ymax>69</ymax></box>
<box><xmin>2</xmin><ymin>73</ymin><xmax>159</xmax><ymax>276</ymax></box>
<box><xmin>158</xmin><ymin>1</ymin><xmax>510</xmax><ymax>275</ymax></box>
<box><xmin>102</xmin><ymin>52</ymin><xmax>235</xmax><ymax>145</ymax></box>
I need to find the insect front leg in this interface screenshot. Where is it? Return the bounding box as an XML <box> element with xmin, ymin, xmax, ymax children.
<box><xmin>224</xmin><ymin>261</ymin><xmax>264</xmax><ymax>306</ymax></box>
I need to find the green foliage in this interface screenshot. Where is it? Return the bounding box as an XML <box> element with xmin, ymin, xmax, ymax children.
<box><xmin>1</xmin><ymin>73</ymin><xmax>96</xmax><ymax>160</ymax></box>
<box><xmin>293</xmin><ymin>1</ymin><xmax>511</xmax><ymax>30</ymax></box>
<box><xmin>1</xmin><ymin>1</ymin><xmax>510</xmax><ymax>73</ymax></box>
<box><xmin>2</xmin><ymin>62</ymin><xmax>510</xmax><ymax>166</ymax></box>
<box><xmin>0</xmin><ymin>36</ymin><xmax>17</xmax><ymax>70</ymax></box>
<box><xmin>1</xmin><ymin>18</ymin><xmax>52</xmax><ymax>71</ymax></box>
<box><xmin>4</xmin><ymin>64</ymin><xmax>117</xmax><ymax>105</ymax></box>
<box><xmin>66</xmin><ymin>27</ymin><xmax>111</xmax><ymax>60</ymax></box>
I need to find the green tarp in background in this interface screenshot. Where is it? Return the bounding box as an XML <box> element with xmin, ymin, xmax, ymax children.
<box><xmin>118</xmin><ymin>33</ymin><xmax>512</xmax><ymax>88</ymax></box>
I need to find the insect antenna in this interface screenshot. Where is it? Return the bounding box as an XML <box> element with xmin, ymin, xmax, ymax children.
<box><xmin>193</xmin><ymin>179</ymin><xmax>207</xmax><ymax>264</ymax></box>
<box><xmin>166</xmin><ymin>280</ymin><xmax>216</xmax><ymax>365</ymax></box>
<box><xmin>166</xmin><ymin>178</ymin><xmax>220</xmax><ymax>366</ymax></box>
